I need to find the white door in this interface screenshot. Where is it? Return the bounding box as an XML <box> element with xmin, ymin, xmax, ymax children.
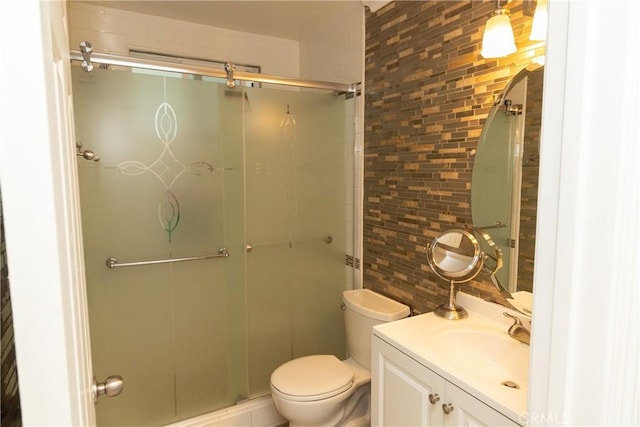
<box><xmin>0</xmin><ymin>1</ymin><xmax>96</xmax><ymax>425</ymax></box>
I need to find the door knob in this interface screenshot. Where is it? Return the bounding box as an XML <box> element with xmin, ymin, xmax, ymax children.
<box><xmin>93</xmin><ymin>375</ymin><xmax>123</xmax><ymax>403</ymax></box>
<box><xmin>428</xmin><ymin>393</ymin><xmax>440</xmax><ymax>404</ymax></box>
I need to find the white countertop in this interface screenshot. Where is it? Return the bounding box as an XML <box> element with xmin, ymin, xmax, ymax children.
<box><xmin>372</xmin><ymin>292</ymin><xmax>529</xmax><ymax>424</ymax></box>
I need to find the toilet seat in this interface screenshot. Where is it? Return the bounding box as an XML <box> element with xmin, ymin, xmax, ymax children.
<box><xmin>271</xmin><ymin>355</ymin><xmax>354</xmax><ymax>402</ymax></box>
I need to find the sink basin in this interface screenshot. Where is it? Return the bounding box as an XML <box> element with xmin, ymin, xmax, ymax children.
<box><xmin>429</xmin><ymin>328</ymin><xmax>529</xmax><ymax>388</ymax></box>
<box><xmin>372</xmin><ymin>292</ymin><xmax>531</xmax><ymax>421</ymax></box>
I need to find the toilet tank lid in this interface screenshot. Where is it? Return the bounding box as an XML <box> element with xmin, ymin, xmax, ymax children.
<box><xmin>343</xmin><ymin>289</ymin><xmax>410</xmax><ymax>321</ymax></box>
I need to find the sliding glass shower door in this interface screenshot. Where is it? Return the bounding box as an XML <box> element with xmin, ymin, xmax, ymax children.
<box><xmin>74</xmin><ymin>66</ymin><xmax>247</xmax><ymax>425</ymax></box>
<box><xmin>72</xmin><ymin>65</ymin><xmax>351</xmax><ymax>425</ymax></box>
<box><xmin>243</xmin><ymin>86</ymin><xmax>348</xmax><ymax>396</ymax></box>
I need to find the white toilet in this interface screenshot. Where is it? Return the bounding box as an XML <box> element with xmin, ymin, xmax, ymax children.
<box><xmin>270</xmin><ymin>289</ymin><xmax>410</xmax><ymax>427</ymax></box>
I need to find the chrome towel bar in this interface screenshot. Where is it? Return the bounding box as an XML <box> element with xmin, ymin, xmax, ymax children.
<box><xmin>474</xmin><ymin>221</ymin><xmax>507</xmax><ymax>231</ymax></box>
<box><xmin>106</xmin><ymin>248</ymin><xmax>229</xmax><ymax>269</ymax></box>
<box><xmin>245</xmin><ymin>235</ymin><xmax>333</xmax><ymax>252</ymax></box>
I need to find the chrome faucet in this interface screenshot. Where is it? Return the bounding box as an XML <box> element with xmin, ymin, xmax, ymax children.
<box><xmin>503</xmin><ymin>312</ymin><xmax>530</xmax><ymax>345</ymax></box>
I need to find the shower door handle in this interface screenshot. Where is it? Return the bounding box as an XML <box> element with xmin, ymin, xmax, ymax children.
<box><xmin>93</xmin><ymin>375</ymin><xmax>124</xmax><ymax>403</ymax></box>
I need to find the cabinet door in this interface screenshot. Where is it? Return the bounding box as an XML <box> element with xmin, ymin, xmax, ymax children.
<box><xmin>372</xmin><ymin>337</ymin><xmax>445</xmax><ymax>427</ymax></box>
<box><xmin>443</xmin><ymin>382</ymin><xmax>520</xmax><ymax>427</ymax></box>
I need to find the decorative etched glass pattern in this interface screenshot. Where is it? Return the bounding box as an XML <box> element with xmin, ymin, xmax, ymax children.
<box><xmin>116</xmin><ymin>84</ymin><xmax>215</xmax><ymax>241</ymax></box>
<box><xmin>159</xmin><ymin>190</ymin><xmax>180</xmax><ymax>241</ymax></box>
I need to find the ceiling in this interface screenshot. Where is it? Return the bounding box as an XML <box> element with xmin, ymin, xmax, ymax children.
<box><xmin>79</xmin><ymin>1</ymin><xmax>362</xmax><ymax>40</ymax></box>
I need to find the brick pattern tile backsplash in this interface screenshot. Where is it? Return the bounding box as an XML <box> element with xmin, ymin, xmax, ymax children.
<box><xmin>363</xmin><ymin>0</ymin><xmax>544</xmax><ymax>313</ymax></box>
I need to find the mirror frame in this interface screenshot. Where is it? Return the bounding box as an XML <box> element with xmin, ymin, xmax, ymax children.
<box><xmin>427</xmin><ymin>229</ymin><xmax>483</xmax><ymax>284</ymax></box>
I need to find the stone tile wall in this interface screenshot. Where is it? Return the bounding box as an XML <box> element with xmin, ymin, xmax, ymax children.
<box><xmin>364</xmin><ymin>0</ymin><xmax>545</xmax><ymax>313</ymax></box>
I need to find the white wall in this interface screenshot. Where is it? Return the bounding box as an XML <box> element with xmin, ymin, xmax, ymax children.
<box><xmin>67</xmin><ymin>2</ymin><xmax>300</xmax><ymax>77</ymax></box>
<box><xmin>298</xmin><ymin>1</ymin><xmax>364</xmax><ymax>84</ymax></box>
<box><xmin>528</xmin><ymin>1</ymin><xmax>640</xmax><ymax>425</ymax></box>
<box><xmin>67</xmin><ymin>2</ymin><xmax>365</xmax><ymax>85</ymax></box>
<box><xmin>1</xmin><ymin>1</ymin><xmax>95</xmax><ymax>424</ymax></box>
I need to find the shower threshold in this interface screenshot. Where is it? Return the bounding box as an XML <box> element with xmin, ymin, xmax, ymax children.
<box><xmin>164</xmin><ymin>395</ymin><xmax>285</xmax><ymax>427</ymax></box>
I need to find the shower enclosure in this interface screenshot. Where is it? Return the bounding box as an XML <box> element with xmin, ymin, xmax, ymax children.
<box><xmin>71</xmin><ymin>57</ymin><xmax>357</xmax><ymax>425</ymax></box>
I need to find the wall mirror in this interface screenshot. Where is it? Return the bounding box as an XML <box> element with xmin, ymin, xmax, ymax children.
<box><xmin>426</xmin><ymin>229</ymin><xmax>484</xmax><ymax>320</ymax></box>
<box><xmin>471</xmin><ymin>64</ymin><xmax>544</xmax><ymax>315</ymax></box>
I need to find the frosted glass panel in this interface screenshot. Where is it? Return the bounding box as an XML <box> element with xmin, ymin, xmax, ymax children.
<box><xmin>73</xmin><ymin>67</ymin><xmax>246</xmax><ymax>425</ymax></box>
<box><xmin>244</xmin><ymin>87</ymin><xmax>347</xmax><ymax>396</ymax></box>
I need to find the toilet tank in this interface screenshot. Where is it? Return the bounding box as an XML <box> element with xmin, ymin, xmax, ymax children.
<box><xmin>343</xmin><ymin>289</ymin><xmax>410</xmax><ymax>369</ymax></box>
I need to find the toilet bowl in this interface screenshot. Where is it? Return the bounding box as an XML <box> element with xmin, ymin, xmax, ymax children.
<box><xmin>271</xmin><ymin>356</ymin><xmax>370</xmax><ymax>426</ymax></box>
<box><xmin>270</xmin><ymin>289</ymin><xmax>410</xmax><ymax>427</ymax></box>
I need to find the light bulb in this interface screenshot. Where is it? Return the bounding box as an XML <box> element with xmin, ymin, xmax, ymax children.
<box><xmin>481</xmin><ymin>10</ymin><xmax>517</xmax><ymax>58</ymax></box>
<box><xmin>529</xmin><ymin>0</ymin><xmax>548</xmax><ymax>41</ymax></box>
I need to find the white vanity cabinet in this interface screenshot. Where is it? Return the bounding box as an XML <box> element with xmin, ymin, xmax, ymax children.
<box><xmin>372</xmin><ymin>336</ymin><xmax>520</xmax><ymax>427</ymax></box>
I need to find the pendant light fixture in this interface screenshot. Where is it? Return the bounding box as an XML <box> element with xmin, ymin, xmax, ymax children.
<box><xmin>481</xmin><ymin>1</ymin><xmax>517</xmax><ymax>58</ymax></box>
<box><xmin>529</xmin><ymin>0</ymin><xmax>548</xmax><ymax>41</ymax></box>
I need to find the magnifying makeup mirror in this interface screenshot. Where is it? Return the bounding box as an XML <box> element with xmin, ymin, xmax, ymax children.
<box><xmin>427</xmin><ymin>229</ymin><xmax>484</xmax><ymax>320</ymax></box>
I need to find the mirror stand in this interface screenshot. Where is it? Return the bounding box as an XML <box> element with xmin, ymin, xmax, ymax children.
<box><xmin>435</xmin><ymin>280</ymin><xmax>468</xmax><ymax>320</ymax></box>
<box><xmin>434</xmin><ymin>280</ymin><xmax>469</xmax><ymax>320</ymax></box>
